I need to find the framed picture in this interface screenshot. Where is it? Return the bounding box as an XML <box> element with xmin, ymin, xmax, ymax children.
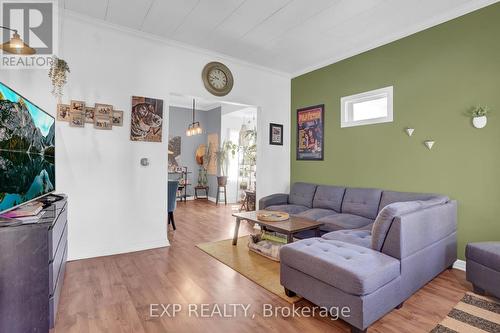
<box><xmin>112</xmin><ymin>110</ymin><xmax>123</xmax><ymax>126</ymax></box>
<box><xmin>94</xmin><ymin>103</ymin><xmax>114</xmax><ymax>118</ymax></box>
<box><xmin>269</xmin><ymin>123</ymin><xmax>283</xmax><ymax>145</ymax></box>
<box><xmin>56</xmin><ymin>104</ymin><xmax>70</xmax><ymax>121</ymax></box>
<box><xmin>168</xmin><ymin>136</ymin><xmax>182</xmax><ymax>170</ymax></box>
<box><xmin>84</xmin><ymin>107</ymin><xmax>95</xmax><ymax>123</ymax></box>
<box><xmin>130</xmin><ymin>96</ymin><xmax>164</xmax><ymax>142</ymax></box>
<box><xmin>296</xmin><ymin>104</ymin><xmax>324</xmax><ymax>160</ymax></box>
<box><xmin>94</xmin><ymin>116</ymin><xmax>112</xmax><ymax>130</ymax></box>
<box><xmin>70</xmin><ymin>100</ymin><xmax>85</xmax><ymax>114</ymax></box>
<box><xmin>69</xmin><ymin>112</ymin><xmax>85</xmax><ymax>127</ymax></box>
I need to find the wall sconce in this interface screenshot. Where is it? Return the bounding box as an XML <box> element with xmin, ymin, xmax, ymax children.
<box><xmin>405</xmin><ymin>128</ymin><xmax>415</xmax><ymax>137</ymax></box>
<box><xmin>424</xmin><ymin>140</ymin><xmax>435</xmax><ymax>150</ymax></box>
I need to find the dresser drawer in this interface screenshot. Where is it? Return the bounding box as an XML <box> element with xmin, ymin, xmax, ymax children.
<box><xmin>49</xmin><ymin>243</ymin><xmax>67</xmax><ymax>328</ymax></box>
<box><xmin>49</xmin><ymin>225</ymin><xmax>67</xmax><ymax>296</ymax></box>
<box><xmin>48</xmin><ymin>206</ymin><xmax>67</xmax><ymax>261</ymax></box>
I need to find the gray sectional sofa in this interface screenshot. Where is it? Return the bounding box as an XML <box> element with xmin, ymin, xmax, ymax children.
<box><xmin>259</xmin><ymin>183</ymin><xmax>457</xmax><ymax>333</ymax></box>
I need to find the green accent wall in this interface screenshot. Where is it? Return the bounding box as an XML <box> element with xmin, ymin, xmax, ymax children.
<box><xmin>291</xmin><ymin>3</ymin><xmax>500</xmax><ymax>259</ymax></box>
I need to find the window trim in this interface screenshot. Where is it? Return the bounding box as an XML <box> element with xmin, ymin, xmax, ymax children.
<box><xmin>340</xmin><ymin>86</ymin><xmax>393</xmax><ymax>128</ymax></box>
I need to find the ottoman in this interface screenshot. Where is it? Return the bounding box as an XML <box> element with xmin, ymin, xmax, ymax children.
<box><xmin>465</xmin><ymin>242</ymin><xmax>500</xmax><ymax>298</ymax></box>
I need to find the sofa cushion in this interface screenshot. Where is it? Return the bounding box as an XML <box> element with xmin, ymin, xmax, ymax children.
<box><xmin>297</xmin><ymin>208</ymin><xmax>337</xmax><ymax>221</ymax></box>
<box><xmin>341</xmin><ymin>188</ymin><xmax>382</xmax><ymax>219</ymax></box>
<box><xmin>289</xmin><ymin>182</ymin><xmax>317</xmax><ymax>208</ymax></box>
<box><xmin>317</xmin><ymin>213</ymin><xmax>373</xmax><ymax>232</ymax></box>
<box><xmin>312</xmin><ymin>185</ymin><xmax>346</xmax><ymax>212</ymax></box>
<box><xmin>266</xmin><ymin>204</ymin><xmax>309</xmax><ymax>215</ymax></box>
<box><xmin>322</xmin><ymin>230</ymin><xmax>372</xmax><ymax>248</ymax></box>
<box><xmin>379</xmin><ymin>190</ymin><xmax>448</xmax><ymax>212</ymax></box>
<box><xmin>466</xmin><ymin>242</ymin><xmax>500</xmax><ymax>272</ymax></box>
<box><xmin>372</xmin><ymin>197</ymin><xmax>450</xmax><ymax>251</ymax></box>
<box><xmin>280</xmin><ymin>238</ymin><xmax>400</xmax><ymax>295</ymax></box>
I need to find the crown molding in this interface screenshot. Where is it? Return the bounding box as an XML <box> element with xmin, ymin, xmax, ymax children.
<box><xmin>61</xmin><ymin>9</ymin><xmax>292</xmax><ymax>79</ymax></box>
<box><xmin>292</xmin><ymin>0</ymin><xmax>499</xmax><ymax>78</ymax></box>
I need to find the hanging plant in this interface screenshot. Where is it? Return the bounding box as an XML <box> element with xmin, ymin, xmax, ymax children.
<box><xmin>48</xmin><ymin>56</ymin><xmax>70</xmax><ymax>98</ymax></box>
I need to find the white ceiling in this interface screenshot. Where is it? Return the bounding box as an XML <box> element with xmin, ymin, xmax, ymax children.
<box><xmin>63</xmin><ymin>0</ymin><xmax>499</xmax><ymax>76</ymax></box>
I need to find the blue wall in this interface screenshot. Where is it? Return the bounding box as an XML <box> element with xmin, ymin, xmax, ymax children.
<box><xmin>168</xmin><ymin>106</ymin><xmax>221</xmax><ymax>198</ymax></box>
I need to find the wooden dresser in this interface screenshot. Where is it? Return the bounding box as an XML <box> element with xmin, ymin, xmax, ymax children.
<box><xmin>0</xmin><ymin>195</ymin><xmax>68</xmax><ymax>333</ymax></box>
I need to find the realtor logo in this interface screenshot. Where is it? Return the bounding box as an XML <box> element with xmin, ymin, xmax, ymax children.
<box><xmin>0</xmin><ymin>0</ymin><xmax>58</xmax><ymax>69</ymax></box>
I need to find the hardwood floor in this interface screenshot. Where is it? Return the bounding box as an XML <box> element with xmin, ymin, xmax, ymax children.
<box><xmin>52</xmin><ymin>200</ymin><xmax>470</xmax><ymax>333</ymax></box>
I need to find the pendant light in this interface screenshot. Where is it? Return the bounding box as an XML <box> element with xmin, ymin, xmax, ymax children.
<box><xmin>186</xmin><ymin>99</ymin><xmax>202</xmax><ymax>136</ymax></box>
<box><xmin>0</xmin><ymin>26</ymin><xmax>36</xmax><ymax>55</ymax></box>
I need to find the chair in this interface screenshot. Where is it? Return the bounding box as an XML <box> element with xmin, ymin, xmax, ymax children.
<box><xmin>216</xmin><ymin>185</ymin><xmax>227</xmax><ymax>205</ymax></box>
<box><xmin>168</xmin><ymin>180</ymin><xmax>179</xmax><ymax>230</ymax></box>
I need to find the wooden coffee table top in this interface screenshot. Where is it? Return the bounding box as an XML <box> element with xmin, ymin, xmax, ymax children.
<box><xmin>232</xmin><ymin>211</ymin><xmax>323</xmax><ymax>234</ymax></box>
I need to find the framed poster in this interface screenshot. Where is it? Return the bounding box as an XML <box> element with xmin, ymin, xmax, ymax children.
<box><xmin>269</xmin><ymin>123</ymin><xmax>283</xmax><ymax>145</ymax></box>
<box><xmin>296</xmin><ymin>104</ymin><xmax>324</xmax><ymax>160</ymax></box>
<box><xmin>130</xmin><ymin>96</ymin><xmax>164</xmax><ymax>142</ymax></box>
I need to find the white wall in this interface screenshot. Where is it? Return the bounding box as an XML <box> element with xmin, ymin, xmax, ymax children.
<box><xmin>0</xmin><ymin>11</ymin><xmax>291</xmax><ymax>260</ymax></box>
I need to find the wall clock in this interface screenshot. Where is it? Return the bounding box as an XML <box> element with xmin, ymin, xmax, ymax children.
<box><xmin>202</xmin><ymin>62</ymin><xmax>234</xmax><ymax>96</ymax></box>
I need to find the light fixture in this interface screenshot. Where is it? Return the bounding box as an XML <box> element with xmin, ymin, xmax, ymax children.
<box><xmin>0</xmin><ymin>26</ymin><xmax>36</xmax><ymax>55</ymax></box>
<box><xmin>186</xmin><ymin>99</ymin><xmax>202</xmax><ymax>136</ymax></box>
<box><xmin>424</xmin><ymin>140</ymin><xmax>435</xmax><ymax>150</ymax></box>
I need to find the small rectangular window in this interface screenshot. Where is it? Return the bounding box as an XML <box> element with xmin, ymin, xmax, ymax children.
<box><xmin>341</xmin><ymin>86</ymin><xmax>393</xmax><ymax>128</ymax></box>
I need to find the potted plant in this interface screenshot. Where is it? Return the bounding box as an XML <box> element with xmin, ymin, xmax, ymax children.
<box><xmin>470</xmin><ymin>105</ymin><xmax>490</xmax><ymax>129</ymax></box>
<box><xmin>48</xmin><ymin>56</ymin><xmax>70</xmax><ymax>99</ymax></box>
<box><xmin>215</xmin><ymin>140</ymin><xmax>237</xmax><ymax>186</ymax></box>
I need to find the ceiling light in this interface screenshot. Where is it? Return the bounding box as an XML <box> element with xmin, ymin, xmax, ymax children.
<box><xmin>186</xmin><ymin>99</ymin><xmax>202</xmax><ymax>136</ymax></box>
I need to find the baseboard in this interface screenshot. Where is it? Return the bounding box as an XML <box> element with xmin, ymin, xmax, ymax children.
<box><xmin>453</xmin><ymin>259</ymin><xmax>466</xmax><ymax>271</ymax></box>
<box><xmin>68</xmin><ymin>238</ymin><xmax>170</xmax><ymax>261</ymax></box>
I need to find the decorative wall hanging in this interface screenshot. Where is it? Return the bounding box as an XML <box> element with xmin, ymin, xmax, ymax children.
<box><xmin>112</xmin><ymin>110</ymin><xmax>123</xmax><ymax>126</ymax></box>
<box><xmin>207</xmin><ymin>133</ymin><xmax>219</xmax><ymax>175</ymax></box>
<box><xmin>69</xmin><ymin>112</ymin><xmax>85</xmax><ymax>127</ymax></box>
<box><xmin>56</xmin><ymin>104</ymin><xmax>70</xmax><ymax>121</ymax></box>
<box><xmin>195</xmin><ymin>144</ymin><xmax>206</xmax><ymax>165</ymax></box>
<box><xmin>168</xmin><ymin>136</ymin><xmax>181</xmax><ymax>170</ymax></box>
<box><xmin>94</xmin><ymin>103</ymin><xmax>113</xmax><ymax>118</ymax></box>
<box><xmin>57</xmin><ymin>101</ymin><xmax>121</xmax><ymax>130</ymax></box>
<box><xmin>405</xmin><ymin>128</ymin><xmax>415</xmax><ymax>137</ymax></box>
<box><xmin>84</xmin><ymin>106</ymin><xmax>95</xmax><ymax>123</ymax></box>
<box><xmin>424</xmin><ymin>140</ymin><xmax>435</xmax><ymax>150</ymax></box>
<box><xmin>69</xmin><ymin>100</ymin><xmax>85</xmax><ymax>127</ymax></box>
<box><xmin>269</xmin><ymin>123</ymin><xmax>283</xmax><ymax>145</ymax></box>
<box><xmin>130</xmin><ymin>96</ymin><xmax>164</xmax><ymax>142</ymax></box>
<box><xmin>296</xmin><ymin>105</ymin><xmax>324</xmax><ymax>160</ymax></box>
<box><xmin>70</xmin><ymin>100</ymin><xmax>84</xmax><ymax>114</ymax></box>
<box><xmin>94</xmin><ymin>116</ymin><xmax>112</xmax><ymax>130</ymax></box>
<box><xmin>470</xmin><ymin>105</ymin><xmax>489</xmax><ymax>129</ymax></box>
<box><xmin>48</xmin><ymin>56</ymin><xmax>70</xmax><ymax>98</ymax></box>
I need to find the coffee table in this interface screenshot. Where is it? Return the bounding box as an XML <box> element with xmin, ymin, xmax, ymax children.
<box><xmin>231</xmin><ymin>211</ymin><xmax>323</xmax><ymax>245</ymax></box>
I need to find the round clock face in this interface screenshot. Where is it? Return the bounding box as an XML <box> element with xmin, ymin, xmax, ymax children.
<box><xmin>202</xmin><ymin>62</ymin><xmax>233</xmax><ymax>96</ymax></box>
<box><xmin>208</xmin><ymin>69</ymin><xmax>227</xmax><ymax>90</ymax></box>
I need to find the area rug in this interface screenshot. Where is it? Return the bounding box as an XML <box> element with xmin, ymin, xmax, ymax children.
<box><xmin>196</xmin><ymin>236</ymin><xmax>301</xmax><ymax>303</ymax></box>
<box><xmin>431</xmin><ymin>292</ymin><xmax>500</xmax><ymax>332</ymax></box>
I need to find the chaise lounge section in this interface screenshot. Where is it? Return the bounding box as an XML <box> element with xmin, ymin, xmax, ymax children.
<box><xmin>260</xmin><ymin>183</ymin><xmax>457</xmax><ymax>332</ymax></box>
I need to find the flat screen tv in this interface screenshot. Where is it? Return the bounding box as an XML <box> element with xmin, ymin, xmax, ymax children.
<box><xmin>0</xmin><ymin>82</ymin><xmax>55</xmax><ymax>215</ymax></box>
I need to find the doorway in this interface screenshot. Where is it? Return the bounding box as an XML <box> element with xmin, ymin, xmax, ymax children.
<box><xmin>167</xmin><ymin>93</ymin><xmax>258</xmax><ymax>210</ymax></box>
